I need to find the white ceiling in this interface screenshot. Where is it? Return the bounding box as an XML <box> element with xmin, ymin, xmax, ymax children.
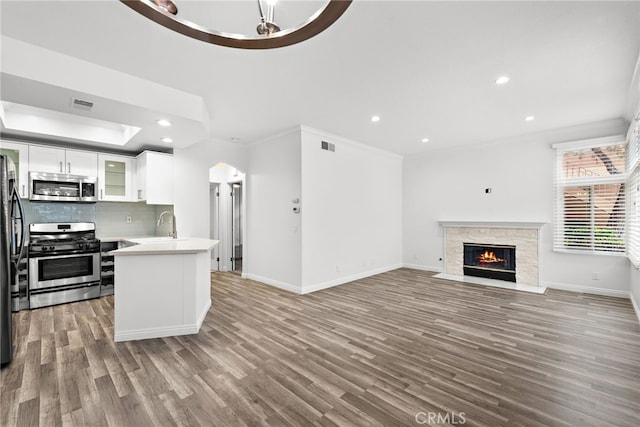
<box><xmin>1</xmin><ymin>0</ymin><xmax>639</xmax><ymax>155</ymax></box>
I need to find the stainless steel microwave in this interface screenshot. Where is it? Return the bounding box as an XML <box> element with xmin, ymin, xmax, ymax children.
<box><xmin>29</xmin><ymin>172</ymin><xmax>98</xmax><ymax>202</ymax></box>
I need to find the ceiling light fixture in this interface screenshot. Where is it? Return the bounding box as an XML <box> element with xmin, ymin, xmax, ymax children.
<box><xmin>161</xmin><ymin>137</ymin><xmax>173</xmax><ymax>143</ymax></box>
<box><xmin>495</xmin><ymin>76</ymin><xmax>510</xmax><ymax>85</ymax></box>
<box><xmin>157</xmin><ymin>119</ymin><xmax>171</xmax><ymax>127</ymax></box>
<box><xmin>371</xmin><ymin>115</ymin><xmax>380</xmax><ymax>123</ymax></box>
<box><xmin>151</xmin><ymin>0</ymin><xmax>177</xmax><ymax>15</ymax></box>
<box><xmin>524</xmin><ymin>116</ymin><xmax>535</xmax><ymax>121</ymax></box>
<box><xmin>421</xmin><ymin>138</ymin><xmax>430</xmax><ymax>143</ymax></box>
<box><xmin>121</xmin><ymin>0</ymin><xmax>353</xmax><ymax>50</ymax></box>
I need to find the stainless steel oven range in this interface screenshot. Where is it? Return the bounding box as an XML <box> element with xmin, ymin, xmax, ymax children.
<box><xmin>28</xmin><ymin>222</ymin><xmax>101</xmax><ymax>308</ymax></box>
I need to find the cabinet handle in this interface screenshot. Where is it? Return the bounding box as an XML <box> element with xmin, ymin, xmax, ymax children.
<box><xmin>138</xmin><ymin>189</ymin><xmax>142</xmax><ymax>199</ymax></box>
<box><xmin>100</xmin><ymin>189</ymin><xmax>103</xmax><ymax>200</ymax></box>
<box><xmin>68</xmin><ymin>162</ymin><xmax>71</xmax><ymax>174</ymax></box>
<box><xmin>59</xmin><ymin>161</ymin><xmax>63</xmax><ymax>173</ymax></box>
<box><xmin>21</xmin><ymin>185</ymin><xmax>25</xmax><ymax>197</ymax></box>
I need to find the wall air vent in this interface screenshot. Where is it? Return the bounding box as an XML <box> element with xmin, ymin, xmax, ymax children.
<box><xmin>321</xmin><ymin>141</ymin><xmax>335</xmax><ymax>152</ymax></box>
<box><xmin>71</xmin><ymin>97</ymin><xmax>94</xmax><ymax>111</ymax></box>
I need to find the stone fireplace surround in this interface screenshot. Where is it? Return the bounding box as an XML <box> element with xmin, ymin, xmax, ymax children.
<box><xmin>437</xmin><ymin>221</ymin><xmax>546</xmax><ymax>293</ymax></box>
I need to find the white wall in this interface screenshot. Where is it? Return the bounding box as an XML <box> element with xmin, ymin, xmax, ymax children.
<box><xmin>301</xmin><ymin>127</ymin><xmax>403</xmax><ymax>292</ymax></box>
<box><xmin>245</xmin><ymin>129</ymin><xmax>302</xmax><ymax>290</ymax></box>
<box><xmin>403</xmin><ymin>119</ymin><xmax>631</xmax><ymax>297</ymax></box>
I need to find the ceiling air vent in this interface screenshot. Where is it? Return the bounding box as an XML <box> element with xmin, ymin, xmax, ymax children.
<box><xmin>71</xmin><ymin>97</ymin><xmax>94</xmax><ymax>111</ymax></box>
<box><xmin>321</xmin><ymin>141</ymin><xmax>335</xmax><ymax>152</ymax></box>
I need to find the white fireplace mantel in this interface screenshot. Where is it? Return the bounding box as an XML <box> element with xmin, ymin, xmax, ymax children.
<box><xmin>439</xmin><ymin>221</ymin><xmax>546</xmax><ymax>229</ymax></box>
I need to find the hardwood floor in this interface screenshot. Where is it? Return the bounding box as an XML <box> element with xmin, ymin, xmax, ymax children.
<box><xmin>2</xmin><ymin>269</ymin><xmax>640</xmax><ymax>426</ymax></box>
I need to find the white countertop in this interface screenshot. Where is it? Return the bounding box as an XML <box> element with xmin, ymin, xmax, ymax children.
<box><xmin>108</xmin><ymin>237</ymin><xmax>219</xmax><ymax>256</ymax></box>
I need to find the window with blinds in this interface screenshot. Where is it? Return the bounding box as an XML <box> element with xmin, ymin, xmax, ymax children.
<box><xmin>627</xmin><ymin>122</ymin><xmax>640</xmax><ymax>265</ymax></box>
<box><xmin>553</xmin><ymin>137</ymin><xmax>626</xmax><ymax>254</ymax></box>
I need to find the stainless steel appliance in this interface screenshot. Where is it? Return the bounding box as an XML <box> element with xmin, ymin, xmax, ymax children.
<box><xmin>1</xmin><ymin>155</ymin><xmax>26</xmax><ymax>366</ymax></box>
<box><xmin>29</xmin><ymin>172</ymin><xmax>97</xmax><ymax>202</ymax></box>
<box><xmin>28</xmin><ymin>222</ymin><xmax>101</xmax><ymax>309</ymax></box>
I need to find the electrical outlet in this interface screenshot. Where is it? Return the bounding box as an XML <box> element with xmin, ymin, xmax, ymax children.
<box><xmin>592</xmin><ymin>272</ymin><xmax>599</xmax><ymax>280</ymax></box>
<box><xmin>126</xmin><ymin>215</ymin><xmax>133</xmax><ymax>224</ymax></box>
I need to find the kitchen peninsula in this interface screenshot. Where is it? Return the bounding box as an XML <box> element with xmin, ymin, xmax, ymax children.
<box><xmin>109</xmin><ymin>237</ymin><xmax>219</xmax><ymax>342</ymax></box>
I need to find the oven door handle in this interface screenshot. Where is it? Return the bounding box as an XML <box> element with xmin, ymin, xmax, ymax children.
<box><xmin>27</xmin><ymin>252</ymin><xmax>99</xmax><ymax>261</ymax></box>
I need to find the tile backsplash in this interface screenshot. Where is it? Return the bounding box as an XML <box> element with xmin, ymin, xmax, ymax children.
<box><xmin>24</xmin><ymin>201</ymin><xmax>173</xmax><ymax>238</ymax></box>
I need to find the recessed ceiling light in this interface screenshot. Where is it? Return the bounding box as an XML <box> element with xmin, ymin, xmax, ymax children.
<box><xmin>524</xmin><ymin>116</ymin><xmax>535</xmax><ymax>121</ymax></box>
<box><xmin>371</xmin><ymin>115</ymin><xmax>380</xmax><ymax>122</ymax></box>
<box><xmin>157</xmin><ymin>119</ymin><xmax>171</xmax><ymax>127</ymax></box>
<box><xmin>495</xmin><ymin>76</ymin><xmax>510</xmax><ymax>85</ymax></box>
<box><xmin>421</xmin><ymin>138</ymin><xmax>430</xmax><ymax>143</ymax></box>
<box><xmin>161</xmin><ymin>137</ymin><xmax>173</xmax><ymax>143</ymax></box>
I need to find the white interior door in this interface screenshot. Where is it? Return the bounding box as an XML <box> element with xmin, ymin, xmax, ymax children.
<box><xmin>210</xmin><ymin>184</ymin><xmax>220</xmax><ymax>271</ymax></box>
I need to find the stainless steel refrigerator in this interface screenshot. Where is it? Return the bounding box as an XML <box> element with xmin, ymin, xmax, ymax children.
<box><xmin>1</xmin><ymin>154</ymin><xmax>25</xmax><ymax>366</ymax></box>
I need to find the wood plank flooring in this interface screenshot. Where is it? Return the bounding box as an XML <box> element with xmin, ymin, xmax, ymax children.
<box><xmin>2</xmin><ymin>269</ymin><xmax>640</xmax><ymax>426</ymax></box>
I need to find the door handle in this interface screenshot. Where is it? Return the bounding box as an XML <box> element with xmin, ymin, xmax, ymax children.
<box><xmin>10</xmin><ymin>187</ymin><xmax>25</xmax><ymax>266</ymax></box>
<box><xmin>59</xmin><ymin>161</ymin><xmax>63</xmax><ymax>173</ymax></box>
<box><xmin>68</xmin><ymin>162</ymin><xmax>71</xmax><ymax>174</ymax></box>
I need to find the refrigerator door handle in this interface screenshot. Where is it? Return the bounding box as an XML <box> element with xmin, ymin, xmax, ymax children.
<box><xmin>10</xmin><ymin>186</ymin><xmax>25</xmax><ymax>266</ymax></box>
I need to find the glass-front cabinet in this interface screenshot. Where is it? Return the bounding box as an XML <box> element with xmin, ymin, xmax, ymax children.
<box><xmin>0</xmin><ymin>140</ymin><xmax>29</xmax><ymax>198</ymax></box>
<box><xmin>98</xmin><ymin>154</ymin><xmax>134</xmax><ymax>201</ymax></box>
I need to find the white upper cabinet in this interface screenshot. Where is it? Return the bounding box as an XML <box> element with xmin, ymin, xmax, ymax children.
<box><xmin>135</xmin><ymin>151</ymin><xmax>174</xmax><ymax>205</ymax></box>
<box><xmin>98</xmin><ymin>154</ymin><xmax>135</xmax><ymax>202</ymax></box>
<box><xmin>65</xmin><ymin>149</ymin><xmax>98</xmax><ymax>176</ymax></box>
<box><xmin>0</xmin><ymin>140</ymin><xmax>29</xmax><ymax>198</ymax></box>
<box><xmin>29</xmin><ymin>145</ymin><xmax>98</xmax><ymax>176</ymax></box>
<box><xmin>29</xmin><ymin>145</ymin><xmax>66</xmax><ymax>174</ymax></box>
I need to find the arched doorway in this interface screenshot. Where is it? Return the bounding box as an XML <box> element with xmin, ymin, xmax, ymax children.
<box><xmin>209</xmin><ymin>163</ymin><xmax>245</xmax><ymax>274</ymax></box>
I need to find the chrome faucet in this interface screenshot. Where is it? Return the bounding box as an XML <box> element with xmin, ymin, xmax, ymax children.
<box><xmin>157</xmin><ymin>210</ymin><xmax>177</xmax><ymax>238</ymax></box>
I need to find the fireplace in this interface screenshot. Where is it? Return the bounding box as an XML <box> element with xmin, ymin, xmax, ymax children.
<box><xmin>463</xmin><ymin>243</ymin><xmax>516</xmax><ymax>282</ymax></box>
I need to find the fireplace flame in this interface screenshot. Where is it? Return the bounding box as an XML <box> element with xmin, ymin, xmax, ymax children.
<box><xmin>478</xmin><ymin>250</ymin><xmax>505</xmax><ymax>264</ymax></box>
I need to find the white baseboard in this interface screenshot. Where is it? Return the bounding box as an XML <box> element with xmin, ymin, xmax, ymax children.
<box><xmin>543</xmin><ymin>281</ymin><xmax>630</xmax><ymax>299</ymax></box>
<box><xmin>245</xmin><ymin>265</ymin><xmax>404</xmax><ymax>295</ymax></box>
<box><xmin>114</xmin><ymin>299</ymin><xmax>212</xmax><ymax>343</ymax></box>
<box><xmin>300</xmin><ymin>264</ymin><xmax>403</xmax><ymax>294</ymax></box>
<box><xmin>243</xmin><ymin>273</ymin><xmax>302</xmax><ymax>294</ymax></box>
<box><xmin>403</xmin><ymin>263</ymin><xmax>442</xmax><ymax>273</ymax></box>
<box><xmin>197</xmin><ymin>299</ymin><xmax>212</xmax><ymax>330</ymax></box>
<box><xmin>114</xmin><ymin>324</ymin><xmax>201</xmax><ymax>342</ymax></box>
<box><xmin>630</xmin><ymin>292</ymin><xmax>640</xmax><ymax>324</ymax></box>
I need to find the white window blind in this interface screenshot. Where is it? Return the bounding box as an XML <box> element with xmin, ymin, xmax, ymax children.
<box><xmin>627</xmin><ymin>122</ymin><xmax>640</xmax><ymax>265</ymax></box>
<box><xmin>554</xmin><ymin>138</ymin><xmax>626</xmax><ymax>254</ymax></box>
